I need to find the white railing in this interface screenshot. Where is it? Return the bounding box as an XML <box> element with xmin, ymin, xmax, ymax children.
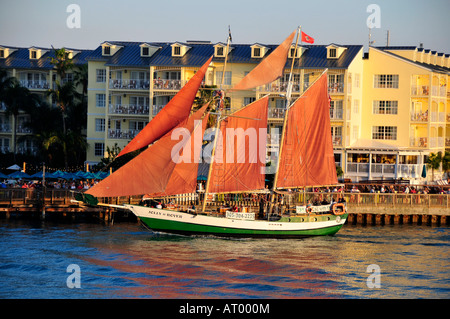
<box><xmin>260</xmin><ymin>81</ymin><xmax>302</xmax><ymax>93</ymax></box>
<box><xmin>109</xmin><ymin>104</ymin><xmax>149</xmax><ymax>115</ymax></box>
<box><xmin>108</xmin><ymin>129</ymin><xmax>140</xmax><ymax>140</ymax></box>
<box><xmin>371</xmin><ymin>163</ymin><xmax>395</xmax><ymax>175</ymax></box>
<box><xmin>19</xmin><ymin>80</ymin><xmax>49</xmax><ymax>90</ymax></box>
<box><xmin>410</xmin><ymin>137</ymin><xmax>428</xmax><ymax>147</ymax></box>
<box><xmin>330</xmin><ymin>108</ymin><xmax>344</xmax><ymax>120</ymax></box>
<box><xmin>328</xmin><ymin>82</ymin><xmax>344</xmax><ymax>94</ymax></box>
<box><xmin>109</xmin><ymin>79</ymin><xmax>150</xmax><ymax>90</ymax></box>
<box><xmin>153</xmin><ymin>79</ymin><xmax>184</xmax><ymax>90</ymax></box>
<box><xmin>347</xmin><ymin>163</ymin><xmax>369</xmax><ymax>174</ymax></box>
<box><xmin>411</xmin><ymin>112</ymin><xmax>428</xmax><ymax>122</ymax></box>
<box><xmin>397</xmin><ymin>164</ymin><xmax>422</xmax><ymax>179</ymax></box>
<box><xmin>268</xmin><ymin>108</ymin><xmax>286</xmax><ymax>118</ymax></box>
<box><xmin>411</xmin><ymin>85</ymin><xmax>429</xmax><ymax>96</ymax></box>
<box><xmin>332</xmin><ymin>136</ymin><xmax>343</xmax><ymax>146</ymax></box>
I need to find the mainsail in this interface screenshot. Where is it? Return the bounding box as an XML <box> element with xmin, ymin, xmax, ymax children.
<box><xmin>230</xmin><ymin>30</ymin><xmax>296</xmax><ymax>91</ymax></box>
<box><xmin>275</xmin><ymin>71</ymin><xmax>337</xmax><ymax>188</ymax></box>
<box><xmin>86</xmin><ymin>104</ymin><xmax>209</xmax><ymax>197</ymax></box>
<box><xmin>117</xmin><ymin>56</ymin><xmax>213</xmax><ymax>158</ymax></box>
<box><xmin>207</xmin><ymin>95</ymin><xmax>269</xmax><ymax>193</ymax></box>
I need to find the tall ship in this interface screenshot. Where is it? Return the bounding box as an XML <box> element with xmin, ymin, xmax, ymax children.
<box><xmin>79</xmin><ymin>28</ymin><xmax>348</xmax><ymax>238</ymax></box>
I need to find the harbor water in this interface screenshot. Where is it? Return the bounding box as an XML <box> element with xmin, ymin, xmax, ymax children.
<box><xmin>0</xmin><ymin>219</ymin><xmax>448</xmax><ymax>299</ymax></box>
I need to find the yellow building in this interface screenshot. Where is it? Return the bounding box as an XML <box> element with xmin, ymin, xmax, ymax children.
<box><xmin>345</xmin><ymin>46</ymin><xmax>450</xmax><ymax>182</ymax></box>
<box><xmin>0</xmin><ymin>45</ymin><xmax>90</xmax><ymax>156</ymax></box>
<box><xmin>85</xmin><ymin>41</ymin><xmax>364</xmax><ymax>170</ymax></box>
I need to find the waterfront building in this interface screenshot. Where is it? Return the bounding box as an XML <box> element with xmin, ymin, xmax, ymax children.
<box><xmin>84</xmin><ymin>40</ymin><xmax>364</xmax><ymax>171</ymax></box>
<box><xmin>0</xmin><ymin>45</ymin><xmax>91</xmax><ymax>156</ymax></box>
<box><xmin>346</xmin><ymin>46</ymin><xmax>450</xmax><ymax>183</ymax></box>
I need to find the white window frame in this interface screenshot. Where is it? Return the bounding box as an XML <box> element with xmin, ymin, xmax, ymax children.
<box><xmin>96</xmin><ymin>94</ymin><xmax>106</xmax><ymax>107</ymax></box>
<box><xmin>372</xmin><ymin>126</ymin><xmax>397</xmax><ymax>140</ymax></box>
<box><xmin>96</xmin><ymin>69</ymin><xmax>106</xmax><ymax>82</ymax></box>
<box><xmin>95</xmin><ymin>118</ymin><xmax>105</xmax><ymax>132</ymax></box>
<box><xmin>373</xmin><ymin>101</ymin><xmax>398</xmax><ymax>114</ymax></box>
<box><xmin>374</xmin><ymin>74</ymin><xmax>399</xmax><ymax>88</ymax></box>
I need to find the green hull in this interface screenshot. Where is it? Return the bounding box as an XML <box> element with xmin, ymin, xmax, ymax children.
<box><xmin>138</xmin><ymin>214</ymin><xmax>348</xmax><ymax>238</ymax></box>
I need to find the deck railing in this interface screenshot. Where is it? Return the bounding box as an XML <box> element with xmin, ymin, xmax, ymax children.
<box><xmin>2</xmin><ymin>189</ymin><xmax>450</xmax><ymax>211</ymax></box>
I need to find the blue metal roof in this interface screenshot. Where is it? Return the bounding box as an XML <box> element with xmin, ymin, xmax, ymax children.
<box><xmin>1</xmin><ymin>41</ymin><xmax>364</xmax><ymax>71</ymax></box>
<box><xmin>0</xmin><ymin>46</ymin><xmax>93</xmax><ymax>70</ymax></box>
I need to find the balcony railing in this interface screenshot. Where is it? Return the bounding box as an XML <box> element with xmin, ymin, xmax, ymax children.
<box><xmin>268</xmin><ymin>108</ymin><xmax>286</xmax><ymax>118</ymax></box>
<box><xmin>397</xmin><ymin>164</ymin><xmax>422</xmax><ymax>179</ymax></box>
<box><xmin>108</xmin><ymin>129</ymin><xmax>140</xmax><ymax>140</ymax></box>
<box><xmin>332</xmin><ymin>136</ymin><xmax>343</xmax><ymax>146</ymax></box>
<box><xmin>0</xmin><ymin>124</ymin><xmax>11</xmax><ymax>133</ymax></box>
<box><xmin>260</xmin><ymin>81</ymin><xmax>301</xmax><ymax>93</ymax></box>
<box><xmin>20</xmin><ymin>80</ymin><xmax>49</xmax><ymax>90</ymax></box>
<box><xmin>109</xmin><ymin>79</ymin><xmax>150</xmax><ymax>90</ymax></box>
<box><xmin>411</xmin><ymin>112</ymin><xmax>428</xmax><ymax>122</ymax></box>
<box><xmin>328</xmin><ymin>82</ymin><xmax>344</xmax><ymax>94</ymax></box>
<box><xmin>153</xmin><ymin>79</ymin><xmax>184</xmax><ymax>91</ymax></box>
<box><xmin>411</xmin><ymin>85</ymin><xmax>429</xmax><ymax>96</ymax></box>
<box><xmin>410</xmin><ymin>137</ymin><xmax>428</xmax><ymax>148</ymax></box>
<box><xmin>109</xmin><ymin>104</ymin><xmax>149</xmax><ymax>115</ymax></box>
<box><xmin>330</xmin><ymin>108</ymin><xmax>344</xmax><ymax>120</ymax></box>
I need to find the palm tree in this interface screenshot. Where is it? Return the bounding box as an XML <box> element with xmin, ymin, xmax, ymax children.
<box><xmin>2</xmin><ymin>79</ymin><xmax>31</xmax><ymax>160</ymax></box>
<box><xmin>426</xmin><ymin>151</ymin><xmax>442</xmax><ymax>181</ymax></box>
<box><xmin>49</xmin><ymin>47</ymin><xmax>74</xmax><ymax>80</ymax></box>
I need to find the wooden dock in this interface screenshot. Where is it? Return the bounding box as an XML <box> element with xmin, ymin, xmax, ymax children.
<box><xmin>0</xmin><ymin>188</ymin><xmax>449</xmax><ymax>226</ymax></box>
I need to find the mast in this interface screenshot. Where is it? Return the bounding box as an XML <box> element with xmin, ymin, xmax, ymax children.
<box><xmin>202</xmin><ymin>28</ymin><xmax>232</xmax><ymax>212</ymax></box>
<box><xmin>286</xmin><ymin>26</ymin><xmax>301</xmax><ymax>107</ymax></box>
<box><xmin>271</xmin><ymin>26</ymin><xmax>301</xmax><ymax>197</ymax></box>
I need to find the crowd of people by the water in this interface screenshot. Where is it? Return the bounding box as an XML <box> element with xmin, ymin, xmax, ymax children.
<box><xmin>0</xmin><ymin>179</ymin><xmax>99</xmax><ymax>190</ymax></box>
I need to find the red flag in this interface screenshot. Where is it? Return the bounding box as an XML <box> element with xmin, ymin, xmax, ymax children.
<box><xmin>301</xmin><ymin>31</ymin><xmax>314</xmax><ymax>44</ymax></box>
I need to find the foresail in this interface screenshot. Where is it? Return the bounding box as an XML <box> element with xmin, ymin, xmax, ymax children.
<box><xmin>275</xmin><ymin>72</ymin><xmax>338</xmax><ymax>189</ymax></box>
<box><xmin>208</xmin><ymin>95</ymin><xmax>269</xmax><ymax>193</ymax></box>
<box><xmin>148</xmin><ymin>110</ymin><xmax>209</xmax><ymax>197</ymax></box>
<box><xmin>117</xmin><ymin>55</ymin><xmax>213</xmax><ymax>158</ymax></box>
<box><xmin>86</xmin><ymin>104</ymin><xmax>209</xmax><ymax>198</ymax></box>
<box><xmin>230</xmin><ymin>31</ymin><xmax>296</xmax><ymax>92</ymax></box>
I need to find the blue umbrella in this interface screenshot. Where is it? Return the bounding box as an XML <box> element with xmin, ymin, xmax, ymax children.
<box><xmin>0</xmin><ymin>172</ymin><xmax>8</xmax><ymax>179</ymax></box>
<box><xmin>8</xmin><ymin>171</ymin><xmax>31</xmax><ymax>179</ymax></box>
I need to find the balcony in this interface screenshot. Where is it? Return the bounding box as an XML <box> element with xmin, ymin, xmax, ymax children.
<box><xmin>330</xmin><ymin>108</ymin><xmax>344</xmax><ymax>120</ymax></box>
<box><xmin>109</xmin><ymin>79</ymin><xmax>150</xmax><ymax>90</ymax></box>
<box><xmin>260</xmin><ymin>81</ymin><xmax>301</xmax><ymax>94</ymax></box>
<box><xmin>0</xmin><ymin>124</ymin><xmax>11</xmax><ymax>133</ymax></box>
<box><xmin>332</xmin><ymin>136</ymin><xmax>343</xmax><ymax>146</ymax></box>
<box><xmin>108</xmin><ymin>129</ymin><xmax>140</xmax><ymax>140</ymax></box>
<box><xmin>411</xmin><ymin>111</ymin><xmax>428</xmax><ymax>122</ymax></box>
<box><xmin>410</xmin><ymin>137</ymin><xmax>428</xmax><ymax>148</ymax></box>
<box><xmin>328</xmin><ymin>82</ymin><xmax>344</xmax><ymax>94</ymax></box>
<box><xmin>411</xmin><ymin>85</ymin><xmax>429</xmax><ymax>96</ymax></box>
<box><xmin>109</xmin><ymin>104</ymin><xmax>149</xmax><ymax>116</ymax></box>
<box><xmin>397</xmin><ymin>164</ymin><xmax>422</xmax><ymax>179</ymax></box>
<box><xmin>268</xmin><ymin>108</ymin><xmax>286</xmax><ymax>119</ymax></box>
<box><xmin>20</xmin><ymin>80</ymin><xmax>50</xmax><ymax>90</ymax></box>
<box><xmin>153</xmin><ymin>79</ymin><xmax>183</xmax><ymax>91</ymax></box>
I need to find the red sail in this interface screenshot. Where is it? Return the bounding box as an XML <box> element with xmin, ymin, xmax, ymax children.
<box><xmin>275</xmin><ymin>72</ymin><xmax>337</xmax><ymax>188</ymax></box>
<box><xmin>208</xmin><ymin>95</ymin><xmax>268</xmax><ymax>193</ymax></box>
<box><xmin>230</xmin><ymin>31</ymin><xmax>295</xmax><ymax>91</ymax></box>
<box><xmin>149</xmin><ymin>111</ymin><xmax>209</xmax><ymax>197</ymax></box>
<box><xmin>117</xmin><ymin>56</ymin><xmax>213</xmax><ymax>158</ymax></box>
<box><xmin>86</xmin><ymin>104</ymin><xmax>209</xmax><ymax>198</ymax></box>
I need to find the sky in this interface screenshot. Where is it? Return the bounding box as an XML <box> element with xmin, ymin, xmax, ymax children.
<box><xmin>0</xmin><ymin>0</ymin><xmax>449</xmax><ymax>53</ymax></box>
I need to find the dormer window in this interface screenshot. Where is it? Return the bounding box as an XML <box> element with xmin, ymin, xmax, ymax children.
<box><xmin>250</xmin><ymin>44</ymin><xmax>268</xmax><ymax>58</ymax></box>
<box><xmin>217</xmin><ymin>47</ymin><xmax>224</xmax><ymax>56</ymax></box>
<box><xmin>103</xmin><ymin>46</ymin><xmax>111</xmax><ymax>56</ymax></box>
<box><xmin>30</xmin><ymin>50</ymin><xmax>37</xmax><ymax>59</ymax></box>
<box><xmin>0</xmin><ymin>49</ymin><xmax>4</xmax><ymax>58</ymax></box>
<box><xmin>171</xmin><ymin>43</ymin><xmax>191</xmax><ymax>57</ymax></box>
<box><xmin>327</xmin><ymin>44</ymin><xmax>346</xmax><ymax>59</ymax></box>
<box><xmin>142</xmin><ymin>47</ymin><xmax>149</xmax><ymax>56</ymax></box>
<box><xmin>329</xmin><ymin>48</ymin><xmax>337</xmax><ymax>58</ymax></box>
